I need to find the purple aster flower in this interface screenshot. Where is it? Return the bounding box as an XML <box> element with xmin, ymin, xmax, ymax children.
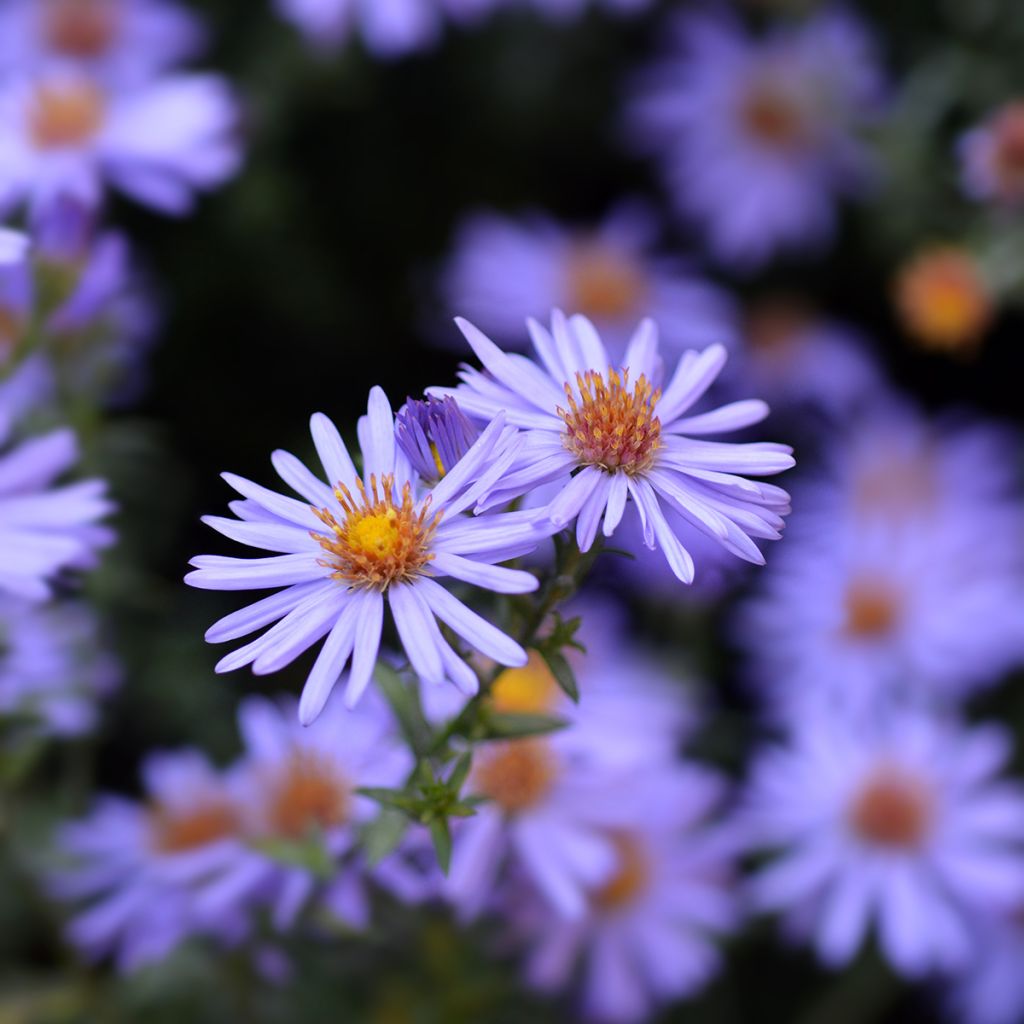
<box><xmin>0</xmin><ymin>0</ymin><xmax>204</xmax><ymax>85</ymax></box>
<box><xmin>189</xmin><ymin>692</ymin><xmax>425</xmax><ymax>932</ymax></box>
<box><xmin>0</xmin><ymin>596</ymin><xmax>118</xmax><ymax>736</ymax></box>
<box><xmin>958</xmin><ymin>101</ymin><xmax>1024</xmax><ymax>207</ymax></box>
<box><xmin>431</xmin><ymin>312</ymin><xmax>794</xmax><ymax>585</ymax></box>
<box><xmin>446</xmin><ymin>632</ymin><xmax>696</xmax><ymax>920</ymax></box>
<box><xmin>729</xmin><ymin>297</ymin><xmax>883</xmax><ymax>419</ymax></box>
<box><xmin>744</xmin><ymin>710</ymin><xmax>1024</xmax><ymax>977</ymax></box>
<box><xmin>945</xmin><ymin>909</ymin><xmax>1024</xmax><ymax>1024</ymax></box>
<box><xmin>440</xmin><ymin>204</ymin><xmax>736</xmax><ymax>364</ymax></box>
<box><xmin>0</xmin><ymin>421</ymin><xmax>113</xmax><ymax>600</ymax></box>
<box><xmin>0</xmin><ymin>68</ymin><xmax>241</xmax><ymax>217</ymax></box>
<box><xmin>395</xmin><ymin>394</ymin><xmax>480</xmax><ymax>486</ymax></box>
<box><xmin>626</xmin><ymin>7</ymin><xmax>883</xmax><ymax>269</ymax></box>
<box><xmin>510</xmin><ymin>763</ymin><xmax>736</xmax><ymax>1023</ymax></box>
<box><xmin>51</xmin><ymin>749</ymin><xmax>250</xmax><ymax>971</ymax></box>
<box><xmin>187</xmin><ymin>388</ymin><xmax>545</xmax><ymax>723</ymax></box>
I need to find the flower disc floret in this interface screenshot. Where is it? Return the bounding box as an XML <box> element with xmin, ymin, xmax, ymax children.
<box><xmin>29</xmin><ymin>81</ymin><xmax>105</xmax><ymax>150</ymax></box>
<box><xmin>312</xmin><ymin>474</ymin><xmax>439</xmax><ymax>590</ymax></box>
<box><xmin>44</xmin><ymin>0</ymin><xmax>119</xmax><ymax>58</ymax></box>
<box><xmin>559</xmin><ymin>368</ymin><xmax>661</xmax><ymax>476</ymax></box>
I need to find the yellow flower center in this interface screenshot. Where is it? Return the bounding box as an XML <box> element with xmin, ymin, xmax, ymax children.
<box><xmin>151</xmin><ymin>801</ymin><xmax>240</xmax><ymax>853</ymax></box>
<box><xmin>268</xmin><ymin>751</ymin><xmax>350</xmax><ymax>839</ymax></box>
<box><xmin>312</xmin><ymin>474</ymin><xmax>440</xmax><ymax>590</ymax></box>
<box><xmin>43</xmin><ymin>0</ymin><xmax>119</xmax><ymax>58</ymax></box>
<box><xmin>848</xmin><ymin>770</ymin><xmax>933</xmax><ymax>849</ymax></box>
<box><xmin>564</xmin><ymin>240</ymin><xmax>648</xmax><ymax>322</ymax></box>
<box><xmin>843</xmin><ymin>579</ymin><xmax>902</xmax><ymax>639</ymax></box>
<box><xmin>592</xmin><ymin>833</ymin><xmax>650</xmax><ymax>911</ymax></box>
<box><xmin>895</xmin><ymin>248</ymin><xmax>993</xmax><ymax>353</ymax></box>
<box><xmin>28</xmin><ymin>81</ymin><xmax>106</xmax><ymax>151</ymax></box>
<box><xmin>490</xmin><ymin>651</ymin><xmax>559</xmax><ymax>714</ymax></box>
<box><xmin>559</xmin><ymin>368</ymin><xmax>662</xmax><ymax>476</ymax></box>
<box><xmin>473</xmin><ymin>740</ymin><xmax>557</xmax><ymax>814</ymax></box>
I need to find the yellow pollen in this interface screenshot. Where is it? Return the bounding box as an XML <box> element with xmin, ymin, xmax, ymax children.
<box><xmin>473</xmin><ymin>740</ymin><xmax>557</xmax><ymax>814</ymax></box>
<box><xmin>268</xmin><ymin>751</ymin><xmax>350</xmax><ymax>839</ymax></box>
<box><xmin>895</xmin><ymin>248</ymin><xmax>993</xmax><ymax>354</ymax></box>
<box><xmin>559</xmin><ymin>367</ymin><xmax>662</xmax><ymax>476</ymax></box>
<box><xmin>592</xmin><ymin>833</ymin><xmax>650</xmax><ymax>911</ymax></box>
<box><xmin>490</xmin><ymin>651</ymin><xmax>560</xmax><ymax>714</ymax></box>
<box><xmin>151</xmin><ymin>801</ymin><xmax>240</xmax><ymax>854</ymax></box>
<box><xmin>43</xmin><ymin>0</ymin><xmax>119</xmax><ymax>58</ymax></box>
<box><xmin>564</xmin><ymin>240</ymin><xmax>648</xmax><ymax>322</ymax></box>
<box><xmin>429</xmin><ymin>441</ymin><xmax>446</xmax><ymax>478</ymax></box>
<box><xmin>28</xmin><ymin>80</ymin><xmax>106</xmax><ymax>151</ymax></box>
<box><xmin>312</xmin><ymin>473</ymin><xmax>440</xmax><ymax>590</ymax></box>
<box><xmin>848</xmin><ymin>769</ymin><xmax>933</xmax><ymax>849</ymax></box>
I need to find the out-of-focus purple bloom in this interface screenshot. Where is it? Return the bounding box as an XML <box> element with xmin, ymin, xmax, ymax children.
<box><xmin>440</xmin><ymin>205</ymin><xmax>736</xmax><ymax>363</ymax></box>
<box><xmin>728</xmin><ymin>297</ymin><xmax>883</xmax><ymax>419</ymax></box>
<box><xmin>511</xmin><ymin>763</ymin><xmax>736</xmax><ymax>1023</ymax></box>
<box><xmin>946</xmin><ymin>909</ymin><xmax>1024</xmax><ymax>1024</ymax></box>
<box><xmin>446</xmin><ymin>633</ymin><xmax>695</xmax><ymax>921</ymax></box>
<box><xmin>189</xmin><ymin>693</ymin><xmax>422</xmax><ymax>932</ymax></box>
<box><xmin>745</xmin><ymin>710</ymin><xmax>1024</xmax><ymax>977</ymax></box>
<box><xmin>187</xmin><ymin>389</ymin><xmax>546</xmax><ymax>722</ymax></box>
<box><xmin>396</xmin><ymin>394</ymin><xmax>480</xmax><ymax>486</ymax></box>
<box><xmin>959</xmin><ymin>101</ymin><xmax>1024</xmax><ymax>207</ymax></box>
<box><xmin>0</xmin><ymin>596</ymin><xmax>118</xmax><ymax>736</ymax></box>
<box><xmin>0</xmin><ymin>228</ymin><xmax>28</xmax><ymax>265</ymax></box>
<box><xmin>0</xmin><ymin>419</ymin><xmax>113</xmax><ymax>601</ymax></box>
<box><xmin>51</xmin><ymin>749</ymin><xmax>250</xmax><ymax>971</ymax></box>
<box><xmin>432</xmin><ymin>312</ymin><xmax>793</xmax><ymax>584</ymax></box>
<box><xmin>0</xmin><ymin>0</ymin><xmax>204</xmax><ymax>85</ymax></box>
<box><xmin>626</xmin><ymin>8</ymin><xmax>883</xmax><ymax>270</ymax></box>
<box><xmin>0</xmin><ymin>69</ymin><xmax>241</xmax><ymax>217</ymax></box>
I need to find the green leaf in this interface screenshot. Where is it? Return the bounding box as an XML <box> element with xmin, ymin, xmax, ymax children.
<box><xmin>539</xmin><ymin>648</ymin><xmax>579</xmax><ymax>703</ymax></box>
<box><xmin>447</xmin><ymin>751</ymin><xmax>473</xmax><ymax>793</ymax></box>
<box><xmin>361</xmin><ymin>809</ymin><xmax>409</xmax><ymax>866</ymax></box>
<box><xmin>373</xmin><ymin>662</ymin><xmax>431</xmax><ymax>755</ymax></box>
<box><xmin>428</xmin><ymin>816</ymin><xmax>452</xmax><ymax>875</ymax></box>
<box><xmin>484</xmin><ymin>711</ymin><xmax>568</xmax><ymax>739</ymax></box>
<box><xmin>357</xmin><ymin>786</ymin><xmax>421</xmax><ymax>813</ymax></box>
<box><xmin>251</xmin><ymin>833</ymin><xmax>335</xmax><ymax>880</ymax></box>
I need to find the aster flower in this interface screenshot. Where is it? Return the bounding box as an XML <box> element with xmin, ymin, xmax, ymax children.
<box><xmin>440</xmin><ymin>205</ymin><xmax>736</xmax><ymax>363</ymax></box>
<box><xmin>626</xmin><ymin>8</ymin><xmax>883</xmax><ymax>269</ymax></box>
<box><xmin>446</xmin><ymin>633</ymin><xmax>695</xmax><ymax>920</ymax></box>
<box><xmin>0</xmin><ymin>68</ymin><xmax>241</xmax><ymax>217</ymax></box>
<box><xmin>0</xmin><ymin>596</ymin><xmax>119</xmax><ymax>736</ymax></box>
<box><xmin>745</xmin><ymin>710</ymin><xmax>1024</xmax><ymax>977</ymax></box>
<box><xmin>189</xmin><ymin>693</ymin><xmax>424</xmax><ymax>932</ymax></box>
<box><xmin>945</xmin><ymin>909</ymin><xmax>1024</xmax><ymax>1024</ymax></box>
<box><xmin>187</xmin><ymin>388</ymin><xmax>545</xmax><ymax>723</ymax></box>
<box><xmin>0</xmin><ymin>421</ymin><xmax>113</xmax><ymax>600</ymax></box>
<box><xmin>510</xmin><ymin>763</ymin><xmax>736</xmax><ymax>1023</ymax></box>
<box><xmin>431</xmin><ymin>312</ymin><xmax>793</xmax><ymax>585</ymax></box>
<box><xmin>959</xmin><ymin>101</ymin><xmax>1024</xmax><ymax>207</ymax></box>
<box><xmin>50</xmin><ymin>749</ymin><xmax>250</xmax><ymax>971</ymax></box>
<box><xmin>0</xmin><ymin>0</ymin><xmax>204</xmax><ymax>85</ymax></box>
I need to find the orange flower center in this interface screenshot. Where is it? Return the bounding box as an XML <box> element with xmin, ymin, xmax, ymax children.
<box><xmin>490</xmin><ymin>652</ymin><xmax>559</xmax><ymax>715</ymax></box>
<box><xmin>564</xmin><ymin>240</ymin><xmax>648</xmax><ymax>322</ymax></box>
<box><xmin>843</xmin><ymin>579</ymin><xmax>902</xmax><ymax>638</ymax></box>
<box><xmin>268</xmin><ymin>751</ymin><xmax>350</xmax><ymax>839</ymax></box>
<box><xmin>895</xmin><ymin>248</ymin><xmax>993</xmax><ymax>353</ymax></box>
<box><xmin>848</xmin><ymin>770</ymin><xmax>933</xmax><ymax>849</ymax></box>
<box><xmin>559</xmin><ymin>368</ymin><xmax>662</xmax><ymax>476</ymax></box>
<box><xmin>592</xmin><ymin>833</ymin><xmax>650</xmax><ymax>911</ymax></box>
<box><xmin>151</xmin><ymin>801</ymin><xmax>240</xmax><ymax>853</ymax></box>
<box><xmin>43</xmin><ymin>0</ymin><xmax>119</xmax><ymax>58</ymax></box>
<box><xmin>28</xmin><ymin>81</ymin><xmax>106</xmax><ymax>151</ymax></box>
<box><xmin>746</xmin><ymin>296</ymin><xmax>813</xmax><ymax>357</ymax></box>
<box><xmin>473</xmin><ymin>740</ymin><xmax>557</xmax><ymax>814</ymax></box>
<box><xmin>312</xmin><ymin>474</ymin><xmax>440</xmax><ymax>590</ymax></box>
<box><xmin>740</xmin><ymin>83</ymin><xmax>809</xmax><ymax>149</ymax></box>
<box><xmin>853</xmin><ymin>454</ymin><xmax>939</xmax><ymax>521</ymax></box>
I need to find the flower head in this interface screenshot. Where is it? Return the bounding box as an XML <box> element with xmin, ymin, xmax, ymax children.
<box><xmin>396</xmin><ymin>394</ymin><xmax>480</xmax><ymax>485</ymax></box>
<box><xmin>626</xmin><ymin>8</ymin><xmax>883</xmax><ymax>268</ymax></box>
<box><xmin>745</xmin><ymin>710</ymin><xmax>1024</xmax><ymax>977</ymax></box>
<box><xmin>432</xmin><ymin>312</ymin><xmax>793</xmax><ymax>584</ymax></box>
<box><xmin>959</xmin><ymin>101</ymin><xmax>1024</xmax><ymax>207</ymax></box>
<box><xmin>187</xmin><ymin>388</ymin><xmax>545</xmax><ymax>722</ymax></box>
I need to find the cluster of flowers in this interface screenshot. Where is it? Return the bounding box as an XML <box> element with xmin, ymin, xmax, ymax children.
<box><xmin>0</xmin><ymin>0</ymin><xmax>242</xmax><ymax>736</ymax></box>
